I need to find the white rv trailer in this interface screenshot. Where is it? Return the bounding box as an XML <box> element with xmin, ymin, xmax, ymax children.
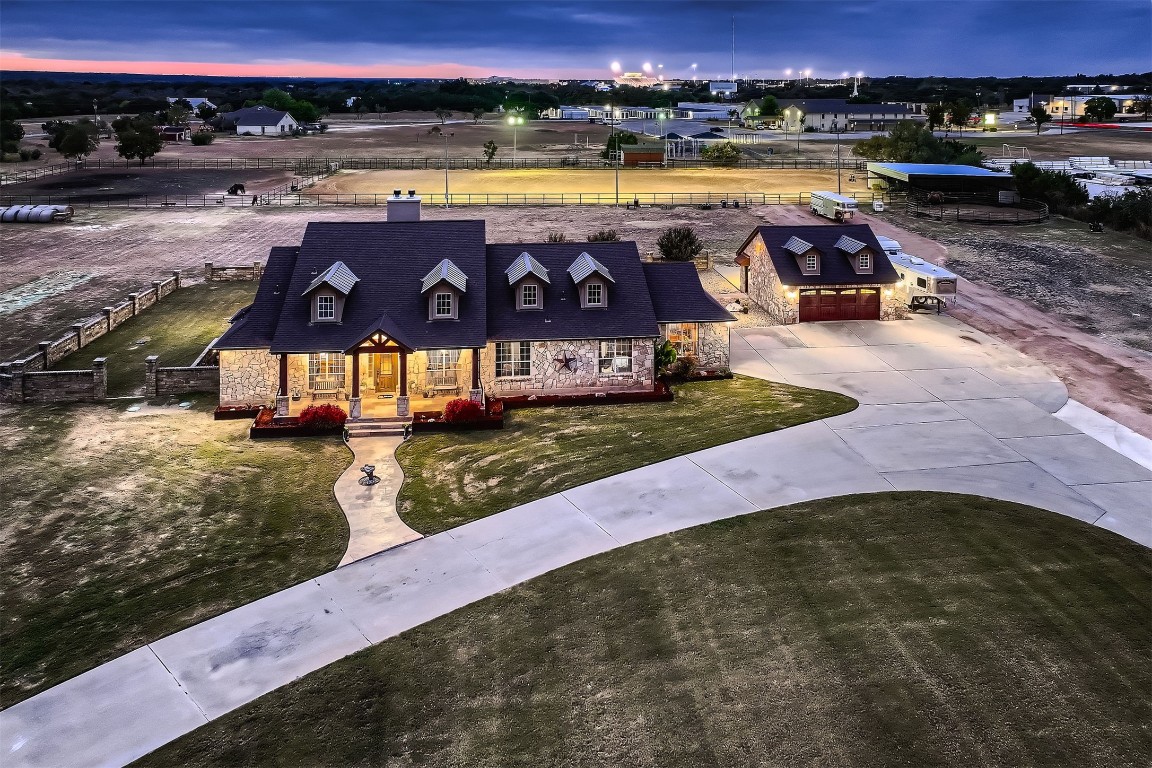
<box><xmin>809</xmin><ymin>190</ymin><xmax>858</xmax><ymax>221</ymax></box>
<box><xmin>886</xmin><ymin>248</ymin><xmax>959</xmax><ymax>305</ymax></box>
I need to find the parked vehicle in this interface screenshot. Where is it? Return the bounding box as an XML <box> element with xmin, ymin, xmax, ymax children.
<box><xmin>810</xmin><ymin>191</ymin><xmax>859</xmax><ymax>221</ymax></box>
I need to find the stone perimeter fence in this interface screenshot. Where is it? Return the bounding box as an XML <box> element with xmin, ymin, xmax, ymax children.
<box><xmin>0</xmin><ymin>264</ymin><xmax>255</xmax><ymax>405</ymax></box>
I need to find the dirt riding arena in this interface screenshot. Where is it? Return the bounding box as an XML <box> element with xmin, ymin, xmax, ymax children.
<box><xmin>309</xmin><ymin>168</ymin><xmax>872</xmax><ymax>199</ymax></box>
<box><xmin>2</xmin><ymin>167</ymin><xmax>295</xmax><ymax>202</ymax></box>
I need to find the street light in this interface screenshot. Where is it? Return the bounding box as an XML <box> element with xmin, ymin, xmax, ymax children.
<box><xmin>507</xmin><ymin>113</ymin><xmax>525</xmax><ymax>163</ymax></box>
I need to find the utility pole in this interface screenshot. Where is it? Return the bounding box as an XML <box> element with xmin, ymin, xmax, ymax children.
<box><xmin>442</xmin><ymin>131</ymin><xmax>453</xmax><ymax>207</ymax></box>
<box><xmin>730</xmin><ymin>16</ymin><xmax>736</xmax><ymax>81</ymax></box>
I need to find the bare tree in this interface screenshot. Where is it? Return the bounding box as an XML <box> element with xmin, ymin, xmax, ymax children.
<box><xmin>434</xmin><ymin>107</ymin><xmax>453</xmax><ymax>124</ymax></box>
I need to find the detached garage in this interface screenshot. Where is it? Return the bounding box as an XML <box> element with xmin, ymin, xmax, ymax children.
<box><xmin>736</xmin><ymin>224</ymin><xmax>903</xmax><ymax>324</ymax></box>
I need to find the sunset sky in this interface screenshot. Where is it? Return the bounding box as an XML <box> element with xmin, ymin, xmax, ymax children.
<box><xmin>1</xmin><ymin>0</ymin><xmax>1148</xmax><ymax>80</ymax></box>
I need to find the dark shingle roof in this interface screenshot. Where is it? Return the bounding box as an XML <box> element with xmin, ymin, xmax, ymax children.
<box><xmin>642</xmin><ymin>263</ymin><xmax>735</xmax><ymax>324</ymax></box>
<box><xmin>215</xmin><ymin>247</ymin><xmax>299</xmax><ymax>349</ymax></box>
<box><xmin>225</xmin><ymin>105</ymin><xmax>294</xmax><ymax>126</ymax></box>
<box><xmin>486</xmin><ymin>242</ymin><xmax>659</xmax><ymax>341</ymax></box>
<box><xmin>269</xmin><ymin>221</ymin><xmax>488</xmax><ymax>353</ymax></box>
<box><xmin>743</xmin><ymin>225</ymin><xmax>900</xmax><ymax>287</ymax></box>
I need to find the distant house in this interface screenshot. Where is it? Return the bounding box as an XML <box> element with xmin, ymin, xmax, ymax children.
<box><xmin>736</xmin><ymin>224</ymin><xmax>902</xmax><ymax>323</ymax></box>
<box><xmin>776</xmin><ymin>99</ymin><xmax>911</xmax><ymax>132</ymax></box>
<box><xmin>158</xmin><ymin>125</ymin><xmax>190</xmax><ymax>142</ymax></box>
<box><xmin>222</xmin><ymin>105</ymin><xmax>299</xmax><ymax>136</ymax></box>
<box><xmin>214</xmin><ymin>196</ymin><xmax>734</xmax><ymax>419</ymax></box>
<box><xmin>167</xmin><ymin>97</ymin><xmax>216</xmax><ymax>111</ymax></box>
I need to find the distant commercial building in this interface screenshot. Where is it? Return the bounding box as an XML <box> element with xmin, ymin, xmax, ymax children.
<box><xmin>776</xmin><ymin>99</ymin><xmax>911</xmax><ymax>132</ymax></box>
<box><xmin>708</xmin><ymin>82</ymin><xmax>738</xmax><ymax>98</ymax></box>
<box><xmin>1045</xmin><ymin>93</ymin><xmax>1144</xmax><ymax>119</ymax></box>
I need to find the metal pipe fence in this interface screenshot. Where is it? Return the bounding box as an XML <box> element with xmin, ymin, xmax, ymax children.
<box><xmin>1</xmin><ymin>190</ymin><xmax>897</xmax><ymax>209</ymax></box>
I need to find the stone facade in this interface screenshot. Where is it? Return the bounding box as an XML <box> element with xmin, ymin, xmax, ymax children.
<box><xmin>480</xmin><ymin>338</ymin><xmax>656</xmax><ymax>395</ymax></box>
<box><xmin>145</xmin><ymin>355</ymin><xmax>220</xmax><ymax>397</ymax></box>
<box><xmin>660</xmin><ymin>322</ymin><xmax>731</xmax><ymax>369</ymax></box>
<box><xmin>218</xmin><ymin>349</ymin><xmax>279</xmax><ymax>405</ymax></box>
<box><xmin>743</xmin><ymin>232</ymin><xmax>904</xmax><ymax>324</ymax></box>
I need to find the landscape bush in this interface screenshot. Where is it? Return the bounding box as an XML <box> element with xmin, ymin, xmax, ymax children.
<box><xmin>546</xmin><ymin>231</ymin><xmax>569</xmax><ymax>243</ymax></box>
<box><xmin>587</xmin><ymin>229</ymin><xmax>620</xmax><ymax>242</ymax></box>
<box><xmin>443</xmin><ymin>398</ymin><xmax>483</xmax><ymax>423</ymax></box>
<box><xmin>657</xmin><ymin>226</ymin><xmax>704</xmax><ymax>261</ymax></box>
<box><xmin>700</xmin><ymin>141</ymin><xmax>742</xmax><ymax>165</ymax></box>
<box><xmin>298</xmin><ymin>404</ymin><xmax>347</xmax><ymax>429</ymax></box>
<box><xmin>190</xmin><ymin>132</ymin><xmax>215</xmax><ymax>146</ymax></box>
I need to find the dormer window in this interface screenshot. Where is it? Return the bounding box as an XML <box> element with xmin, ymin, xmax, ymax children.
<box><xmin>316</xmin><ymin>295</ymin><xmax>335</xmax><ymax>320</ymax></box>
<box><xmin>586</xmin><ymin>281</ymin><xmax>604</xmax><ymax>306</ymax></box>
<box><xmin>521</xmin><ymin>283</ymin><xmax>538</xmax><ymax>308</ymax></box>
<box><xmin>434</xmin><ymin>291</ymin><xmax>454</xmax><ymax>318</ymax></box>
<box><xmin>805</xmin><ymin>253</ymin><xmax>818</xmax><ymax>272</ymax></box>
<box><xmin>858</xmin><ymin>252</ymin><xmax>870</xmax><ymax>270</ymax></box>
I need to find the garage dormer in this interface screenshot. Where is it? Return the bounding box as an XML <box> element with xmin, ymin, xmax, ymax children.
<box><xmin>835</xmin><ymin>235</ymin><xmax>875</xmax><ymax>275</ymax></box>
<box><xmin>568</xmin><ymin>251</ymin><xmax>615</xmax><ymax>309</ymax></box>
<box><xmin>506</xmin><ymin>251</ymin><xmax>551</xmax><ymax>310</ymax></box>
<box><xmin>302</xmin><ymin>261</ymin><xmax>359</xmax><ymax>323</ymax></box>
<box><xmin>783</xmin><ymin>236</ymin><xmax>820</xmax><ymax>276</ymax></box>
<box><xmin>420</xmin><ymin>258</ymin><xmax>468</xmax><ymax>320</ymax></box>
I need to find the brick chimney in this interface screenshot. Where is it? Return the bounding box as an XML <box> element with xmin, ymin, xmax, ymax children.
<box><xmin>387</xmin><ymin>189</ymin><xmax>421</xmax><ymax>222</ymax></box>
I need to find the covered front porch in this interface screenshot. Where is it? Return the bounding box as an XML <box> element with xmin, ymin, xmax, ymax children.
<box><xmin>274</xmin><ymin>332</ymin><xmax>483</xmax><ymax>421</ymax></box>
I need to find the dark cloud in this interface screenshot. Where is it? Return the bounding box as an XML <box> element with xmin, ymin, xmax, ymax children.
<box><xmin>1</xmin><ymin>0</ymin><xmax>1149</xmax><ymax>77</ymax></box>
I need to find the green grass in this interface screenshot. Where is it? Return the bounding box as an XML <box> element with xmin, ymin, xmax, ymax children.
<box><xmin>135</xmin><ymin>492</ymin><xmax>1152</xmax><ymax>768</ymax></box>
<box><xmin>0</xmin><ymin>399</ymin><xmax>350</xmax><ymax>706</ymax></box>
<box><xmin>52</xmin><ymin>282</ymin><xmax>255</xmax><ymax>397</ymax></box>
<box><xmin>396</xmin><ymin>375</ymin><xmax>857</xmax><ymax>534</ymax></box>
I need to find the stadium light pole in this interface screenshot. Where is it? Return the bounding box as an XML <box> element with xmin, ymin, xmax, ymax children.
<box><xmin>508</xmin><ymin>114</ymin><xmax>524</xmax><ymax>163</ymax></box>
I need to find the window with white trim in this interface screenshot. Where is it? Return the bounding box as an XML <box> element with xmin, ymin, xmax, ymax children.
<box><xmin>521</xmin><ymin>283</ymin><xmax>539</xmax><ymax>308</ymax></box>
<box><xmin>495</xmin><ymin>342</ymin><xmax>531</xmax><ymax>378</ymax></box>
<box><xmin>805</xmin><ymin>253</ymin><xmax>818</xmax><ymax>272</ymax></box>
<box><xmin>585</xmin><ymin>281</ymin><xmax>604</xmax><ymax>306</ymax></box>
<box><xmin>434</xmin><ymin>291</ymin><xmax>453</xmax><ymax>318</ymax></box>
<box><xmin>665</xmin><ymin>323</ymin><xmax>698</xmax><ymax>357</ymax></box>
<box><xmin>316</xmin><ymin>295</ymin><xmax>335</xmax><ymax>320</ymax></box>
<box><xmin>308</xmin><ymin>353</ymin><xmax>345</xmax><ymax>389</ymax></box>
<box><xmin>858</xmin><ymin>253</ymin><xmax>870</xmax><ymax>270</ymax></box>
<box><xmin>599</xmin><ymin>339</ymin><xmax>633</xmax><ymax>374</ymax></box>
<box><xmin>426</xmin><ymin>349</ymin><xmax>460</xmax><ymax>388</ymax></box>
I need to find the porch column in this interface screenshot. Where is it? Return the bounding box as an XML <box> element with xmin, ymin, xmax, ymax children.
<box><xmin>348</xmin><ymin>352</ymin><xmax>361</xmax><ymax>419</ymax></box>
<box><xmin>396</xmin><ymin>350</ymin><xmax>410</xmax><ymax>417</ymax></box>
<box><xmin>276</xmin><ymin>353</ymin><xmax>289</xmax><ymax>416</ymax></box>
<box><xmin>470</xmin><ymin>347</ymin><xmax>483</xmax><ymax>403</ymax></box>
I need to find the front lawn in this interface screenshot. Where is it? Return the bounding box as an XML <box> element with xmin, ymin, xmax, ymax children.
<box><xmin>52</xmin><ymin>282</ymin><xmax>255</xmax><ymax>397</ymax></box>
<box><xmin>396</xmin><ymin>375</ymin><xmax>857</xmax><ymax>534</ymax></box>
<box><xmin>0</xmin><ymin>399</ymin><xmax>349</xmax><ymax>706</ymax></box>
<box><xmin>136</xmin><ymin>492</ymin><xmax>1152</xmax><ymax>768</ymax></box>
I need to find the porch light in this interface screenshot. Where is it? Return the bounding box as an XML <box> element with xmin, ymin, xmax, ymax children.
<box><xmin>884</xmin><ymin>288</ymin><xmax>894</xmax><ymax>296</ymax></box>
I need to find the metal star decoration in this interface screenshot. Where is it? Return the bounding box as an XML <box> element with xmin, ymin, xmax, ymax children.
<box><xmin>553</xmin><ymin>350</ymin><xmax>578</xmax><ymax>371</ymax></box>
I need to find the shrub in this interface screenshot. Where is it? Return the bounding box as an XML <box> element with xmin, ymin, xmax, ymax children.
<box><xmin>587</xmin><ymin>229</ymin><xmax>620</xmax><ymax>242</ymax></box>
<box><xmin>298</xmin><ymin>403</ymin><xmax>347</xmax><ymax>429</ymax></box>
<box><xmin>657</xmin><ymin>226</ymin><xmax>704</xmax><ymax>261</ymax></box>
<box><xmin>546</xmin><ymin>231</ymin><xmax>568</xmax><ymax>243</ymax></box>
<box><xmin>30</xmin><ymin>148</ymin><xmax>41</xmax><ymax>159</ymax></box>
<box><xmin>18</xmin><ymin>148</ymin><xmax>32</xmax><ymax>161</ymax></box>
<box><xmin>190</xmin><ymin>132</ymin><xmax>215</xmax><ymax>146</ymax></box>
<box><xmin>700</xmin><ymin>141</ymin><xmax>742</xmax><ymax>165</ymax></box>
<box><xmin>443</xmin><ymin>398</ymin><xmax>483</xmax><ymax>423</ymax></box>
<box><xmin>667</xmin><ymin>353</ymin><xmax>697</xmax><ymax>380</ymax></box>
<box><xmin>655</xmin><ymin>339</ymin><xmax>678</xmax><ymax>374</ymax></box>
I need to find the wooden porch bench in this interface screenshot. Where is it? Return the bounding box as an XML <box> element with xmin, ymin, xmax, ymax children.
<box><xmin>311</xmin><ymin>378</ymin><xmax>344</xmax><ymax>400</ymax></box>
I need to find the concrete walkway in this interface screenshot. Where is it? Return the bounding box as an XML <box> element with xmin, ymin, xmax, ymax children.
<box><xmin>4</xmin><ymin>314</ymin><xmax>1150</xmax><ymax>768</ymax></box>
<box><xmin>332</xmin><ymin>437</ymin><xmax>422</xmax><ymax>566</ymax></box>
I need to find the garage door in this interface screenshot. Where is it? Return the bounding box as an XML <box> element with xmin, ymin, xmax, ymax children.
<box><xmin>798</xmin><ymin>288</ymin><xmax>881</xmax><ymax>322</ymax></box>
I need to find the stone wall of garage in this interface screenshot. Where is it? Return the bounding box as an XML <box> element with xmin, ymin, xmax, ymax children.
<box><xmin>217</xmin><ymin>348</ymin><xmax>279</xmax><ymax>405</ymax></box>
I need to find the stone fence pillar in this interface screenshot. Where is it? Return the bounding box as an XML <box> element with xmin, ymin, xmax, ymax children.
<box><xmin>71</xmin><ymin>323</ymin><xmax>85</xmax><ymax>349</ymax></box>
<box><xmin>129</xmin><ymin>293</ymin><xmax>140</xmax><ymax>314</ymax></box>
<box><xmin>10</xmin><ymin>362</ymin><xmax>26</xmax><ymax>403</ymax></box>
<box><xmin>172</xmin><ymin>269</ymin><xmax>182</xmax><ymax>289</ymax></box>
<box><xmin>145</xmin><ymin>355</ymin><xmax>159</xmax><ymax>398</ymax></box>
<box><xmin>204</xmin><ymin>262</ymin><xmax>214</xmax><ymax>281</ymax></box>
<box><xmin>103</xmin><ymin>306</ymin><xmax>115</xmax><ymax>328</ymax></box>
<box><xmin>92</xmin><ymin>357</ymin><xmax>107</xmax><ymax>401</ymax></box>
<box><xmin>253</xmin><ymin>261</ymin><xmax>262</xmax><ymax>280</ymax></box>
<box><xmin>152</xmin><ymin>280</ymin><xmax>163</xmax><ymax>299</ymax></box>
<box><xmin>38</xmin><ymin>341</ymin><xmax>52</xmax><ymax>368</ymax></box>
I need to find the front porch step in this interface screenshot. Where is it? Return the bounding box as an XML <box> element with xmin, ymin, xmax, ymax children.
<box><xmin>347</xmin><ymin>416</ymin><xmax>411</xmax><ymax>425</ymax></box>
<box><xmin>346</xmin><ymin>427</ymin><xmax>407</xmax><ymax>438</ymax></box>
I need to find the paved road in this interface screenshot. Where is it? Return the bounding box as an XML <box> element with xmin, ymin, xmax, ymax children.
<box><xmin>4</xmin><ymin>314</ymin><xmax>1149</xmax><ymax>768</ymax></box>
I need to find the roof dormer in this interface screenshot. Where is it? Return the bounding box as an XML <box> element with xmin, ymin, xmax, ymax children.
<box><xmin>783</xmin><ymin>236</ymin><xmax>820</xmax><ymax>276</ymax></box>
<box><xmin>420</xmin><ymin>258</ymin><xmax>468</xmax><ymax>321</ymax></box>
<box><xmin>835</xmin><ymin>235</ymin><xmax>875</xmax><ymax>275</ymax></box>
<box><xmin>302</xmin><ymin>261</ymin><xmax>359</xmax><ymax>323</ymax></box>
<box><xmin>568</xmin><ymin>251</ymin><xmax>615</xmax><ymax>309</ymax></box>
<box><xmin>506</xmin><ymin>252</ymin><xmax>551</xmax><ymax>310</ymax></box>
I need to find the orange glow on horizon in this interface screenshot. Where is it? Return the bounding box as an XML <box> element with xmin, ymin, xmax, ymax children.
<box><xmin>0</xmin><ymin>51</ymin><xmax>576</xmax><ymax>80</ymax></box>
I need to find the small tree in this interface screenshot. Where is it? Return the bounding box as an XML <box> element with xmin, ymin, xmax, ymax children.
<box><xmin>196</xmin><ymin>103</ymin><xmax>217</xmax><ymax>120</ymax></box>
<box><xmin>434</xmin><ymin>107</ymin><xmax>453</xmax><ymax>124</ymax></box>
<box><xmin>700</xmin><ymin>141</ymin><xmax>742</xmax><ymax>165</ymax></box>
<box><xmin>190</xmin><ymin>132</ymin><xmax>215</xmax><ymax>146</ymax></box>
<box><xmin>947</xmin><ymin>100</ymin><xmax>973</xmax><ymax>135</ymax></box>
<box><xmin>115</xmin><ymin>126</ymin><xmax>165</xmax><ymax>165</ymax></box>
<box><xmin>1131</xmin><ymin>96</ymin><xmax>1152</xmax><ymax>120</ymax></box>
<box><xmin>472</xmin><ymin>108</ymin><xmax>485</xmax><ymax>123</ymax></box>
<box><xmin>1029</xmin><ymin>106</ymin><xmax>1052</xmax><ymax>135</ymax></box>
<box><xmin>587</xmin><ymin>229</ymin><xmax>620</xmax><ymax>242</ymax></box>
<box><xmin>926</xmin><ymin>103</ymin><xmax>947</xmax><ymax>132</ymax></box>
<box><xmin>50</xmin><ymin>121</ymin><xmax>100</xmax><ymax>160</ymax></box>
<box><xmin>166</xmin><ymin>103</ymin><xmax>192</xmax><ymax>126</ymax></box>
<box><xmin>1083</xmin><ymin>96</ymin><xmax>1117</xmax><ymax>121</ymax></box>
<box><xmin>657</xmin><ymin>226</ymin><xmax>704</xmax><ymax>262</ymax></box>
<box><xmin>0</xmin><ymin>119</ymin><xmax>24</xmax><ymax>154</ymax></box>
<box><xmin>482</xmin><ymin>139</ymin><xmax>498</xmax><ymax>163</ymax></box>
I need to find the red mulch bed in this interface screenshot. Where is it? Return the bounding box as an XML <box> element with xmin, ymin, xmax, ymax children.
<box><xmin>249</xmin><ymin>408</ymin><xmax>345</xmax><ymax>439</ymax></box>
<box><xmin>214</xmin><ymin>404</ymin><xmax>263</xmax><ymax>420</ymax></box>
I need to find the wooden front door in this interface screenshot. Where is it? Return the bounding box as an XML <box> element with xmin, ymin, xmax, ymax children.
<box><xmin>373</xmin><ymin>353</ymin><xmax>398</xmax><ymax>393</ymax></box>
